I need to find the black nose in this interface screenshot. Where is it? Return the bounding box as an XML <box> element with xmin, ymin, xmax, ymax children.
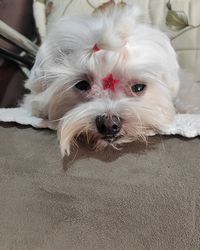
<box><xmin>95</xmin><ymin>115</ymin><xmax>121</xmax><ymax>136</ymax></box>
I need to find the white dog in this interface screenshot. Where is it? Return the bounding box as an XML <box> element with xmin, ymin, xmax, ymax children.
<box><xmin>22</xmin><ymin>3</ymin><xmax>182</xmax><ymax>155</ymax></box>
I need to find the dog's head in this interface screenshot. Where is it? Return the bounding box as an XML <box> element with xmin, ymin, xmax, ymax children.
<box><xmin>28</xmin><ymin>4</ymin><xmax>180</xmax><ymax>155</ymax></box>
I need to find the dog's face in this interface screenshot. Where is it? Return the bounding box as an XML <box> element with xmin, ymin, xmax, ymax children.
<box><xmin>26</xmin><ymin>5</ymin><xmax>180</xmax><ymax>155</ymax></box>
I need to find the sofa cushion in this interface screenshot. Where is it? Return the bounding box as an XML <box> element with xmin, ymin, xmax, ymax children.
<box><xmin>0</xmin><ymin>125</ymin><xmax>200</xmax><ymax>249</ymax></box>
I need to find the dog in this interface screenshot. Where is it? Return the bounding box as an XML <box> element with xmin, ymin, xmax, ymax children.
<box><xmin>22</xmin><ymin>2</ymin><xmax>182</xmax><ymax>156</ymax></box>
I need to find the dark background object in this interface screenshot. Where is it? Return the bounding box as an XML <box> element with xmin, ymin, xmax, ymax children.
<box><xmin>0</xmin><ymin>0</ymin><xmax>35</xmax><ymax>107</ymax></box>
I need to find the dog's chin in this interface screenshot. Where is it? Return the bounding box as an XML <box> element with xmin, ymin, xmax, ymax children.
<box><xmin>66</xmin><ymin>132</ymin><xmax>122</xmax><ymax>152</ymax></box>
<box><xmin>76</xmin><ymin>133</ymin><xmax>121</xmax><ymax>150</ymax></box>
<box><xmin>75</xmin><ymin>132</ymin><xmax>146</xmax><ymax>153</ymax></box>
<box><xmin>90</xmin><ymin>136</ymin><xmax>122</xmax><ymax>151</ymax></box>
<box><xmin>102</xmin><ymin>135</ymin><xmax>122</xmax><ymax>143</ymax></box>
<box><xmin>95</xmin><ymin>135</ymin><xmax>123</xmax><ymax>150</ymax></box>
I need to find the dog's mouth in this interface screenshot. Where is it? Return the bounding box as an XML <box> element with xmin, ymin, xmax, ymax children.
<box><xmin>76</xmin><ymin>133</ymin><xmax>123</xmax><ymax>149</ymax></box>
<box><xmin>102</xmin><ymin>135</ymin><xmax>122</xmax><ymax>143</ymax></box>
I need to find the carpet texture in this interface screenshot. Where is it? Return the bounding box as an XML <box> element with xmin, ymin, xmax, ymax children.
<box><xmin>0</xmin><ymin>125</ymin><xmax>200</xmax><ymax>250</ymax></box>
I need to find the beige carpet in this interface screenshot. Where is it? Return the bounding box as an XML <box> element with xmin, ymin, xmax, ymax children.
<box><xmin>0</xmin><ymin>125</ymin><xmax>200</xmax><ymax>250</ymax></box>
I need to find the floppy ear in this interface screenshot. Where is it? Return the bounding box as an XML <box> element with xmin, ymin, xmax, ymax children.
<box><xmin>24</xmin><ymin>44</ymin><xmax>49</xmax><ymax>94</ymax></box>
<box><xmin>175</xmin><ymin>71</ymin><xmax>200</xmax><ymax>114</ymax></box>
<box><xmin>162</xmin><ymin>69</ymin><xmax>180</xmax><ymax>99</ymax></box>
<box><xmin>154</xmin><ymin>36</ymin><xmax>180</xmax><ymax>98</ymax></box>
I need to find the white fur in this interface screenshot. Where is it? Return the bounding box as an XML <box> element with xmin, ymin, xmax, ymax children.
<box><xmin>23</xmin><ymin>4</ymin><xmax>182</xmax><ymax>155</ymax></box>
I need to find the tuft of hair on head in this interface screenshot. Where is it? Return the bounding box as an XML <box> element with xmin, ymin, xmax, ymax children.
<box><xmin>92</xmin><ymin>0</ymin><xmax>142</xmax><ymax>51</ymax></box>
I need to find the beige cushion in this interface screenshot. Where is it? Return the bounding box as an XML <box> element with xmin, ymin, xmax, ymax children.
<box><xmin>1</xmin><ymin>126</ymin><xmax>200</xmax><ymax>249</ymax></box>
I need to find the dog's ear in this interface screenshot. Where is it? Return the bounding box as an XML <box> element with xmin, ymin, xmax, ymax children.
<box><xmin>174</xmin><ymin>71</ymin><xmax>200</xmax><ymax>114</ymax></box>
<box><xmin>161</xmin><ymin>72</ymin><xmax>180</xmax><ymax>99</ymax></box>
<box><xmin>24</xmin><ymin>46</ymin><xmax>47</xmax><ymax>94</ymax></box>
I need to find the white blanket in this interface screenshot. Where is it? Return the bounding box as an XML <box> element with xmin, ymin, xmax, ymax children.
<box><xmin>0</xmin><ymin>107</ymin><xmax>200</xmax><ymax>138</ymax></box>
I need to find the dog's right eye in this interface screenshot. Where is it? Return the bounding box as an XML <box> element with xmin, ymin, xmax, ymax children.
<box><xmin>74</xmin><ymin>81</ymin><xmax>91</xmax><ymax>91</ymax></box>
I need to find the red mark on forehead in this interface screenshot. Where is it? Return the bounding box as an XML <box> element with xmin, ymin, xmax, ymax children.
<box><xmin>93</xmin><ymin>43</ymin><xmax>100</xmax><ymax>52</ymax></box>
<box><xmin>102</xmin><ymin>74</ymin><xmax>120</xmax><ymax>92</ymax></box>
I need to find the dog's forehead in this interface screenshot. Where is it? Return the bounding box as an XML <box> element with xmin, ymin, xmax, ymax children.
<box><xmin>86</xmin><ymin>45</ymin><xmax>131</xmax><ymax>81</ymax></box>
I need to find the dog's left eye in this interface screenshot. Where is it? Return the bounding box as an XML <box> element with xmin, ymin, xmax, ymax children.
<box><xmin>74</xmin><ymin>80</ymin><xmax>91</xmax><ymax>91</ymax></box>
<box><xmin>131</xmin><ymin>83</ymin><xmax>146</xmax><ymax>93</ymax></box>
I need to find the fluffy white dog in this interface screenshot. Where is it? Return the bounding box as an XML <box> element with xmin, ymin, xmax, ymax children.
<box><xmin>22</xmin><ymin>3</ymin><xmax>182</xmax><ymax>155</ymax></box>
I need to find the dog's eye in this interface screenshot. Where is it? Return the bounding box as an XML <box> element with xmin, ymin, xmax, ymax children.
<box><xmin>131</xmin><ymin>83</ymin><xmax>146</xmax><ymax>94</ymax></box>
<box><xmin>74</xmin><ymin>80</ymin><xmax>91</xmax><ymax>91</ymax></box>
